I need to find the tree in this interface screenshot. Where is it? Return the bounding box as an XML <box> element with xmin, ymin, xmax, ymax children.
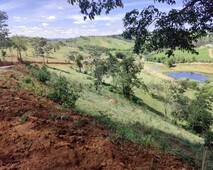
<box><xmin>53</xmin><ymin>43</ymin><xmax>60</xmax><ymax>52</ymax></box>
<box><xmin>115</xmin><ymin>54</ymin><xmax>143</xmax><ymax>99</ymax></box>
<box><xmin>11</xmin><ymin>36</ymin><xmax>28</xmax><ymax>60</ymax></box>
<box><xmin>188</xmin><ymin>85</ymin><xmax>213</xmax><ymax>134</ymax></box>
<box><xmin>67</xmin><ymin>51</ymin><xmax>78</xmax><ymax>63</ymax></box>
<box><xmin>68</xmin><ymin>0</ymin><xmax>213</xmax><ymax>56</ymax></box>
<box><xmin>93</xmin><ymin>60</ymin><xmax>108</xmax><ymax>90</ymax></box>
<box><xmin>76</xmin><ymin>54</ymin><xmax>84</xmax><ymax>72</ymax></box>
<box><xmin>44</xmin><ymin>43</ymin><xmax>53</xmax><ymax>63</ymax></box>
<box><xmin>0</xmin><ymin>11</ymin><xmax>9</xmax><ymax>48</ymax></box>
<box><xmin>31</xmin><ymin>37</ymin><xmax>47</xmax><ymax>63</ymax></box>
<box><xmin>0</xmin><ymin>11</ymin><xmax>11</xmax><ymax>58</ymax></box>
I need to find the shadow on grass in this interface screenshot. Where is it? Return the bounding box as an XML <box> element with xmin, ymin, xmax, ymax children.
<box><xmin>130</xmin><ymin>95</ymin><xmax>165</xmax><ymax>118</ymax></box>
<box><xmin>90</xmin><ymin>113</ymin><xmax>207</xmax><ymax>169</ymax></box>
<box><xmin>47</xmin><ymin>65</ymin><xmax>71</xmax><ymax>74</ymax></box>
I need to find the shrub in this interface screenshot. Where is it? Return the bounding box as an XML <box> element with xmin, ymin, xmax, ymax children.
<box><xmin>204</xmin><ymin>131</ymin><xmax>213</xmax><ymax>148</ymax></box>
<box><xmin>166</xmin><ymin>57</ymin><xmax>175</xmax><ymax>67</ymax></box>
<box><xmin>1</xmin><ymin>50</ymin><xmax>6</xmax><ymax>58</ymax></box>
<box><xmin>20</xmin><ymin>114</ymin><xmax>28</xmax><ymax>122</ymax></box>
<box><xmin>30</xmin><ymin>66</ymin><xmax>51</xmax><ymax>84</ymax></box>
<box><xmin>188</xmin><ymin>110</ymin><xmax>213</xmax><ymax>134</ymax></box>
<box><xmin>22</xmin><ymin>77</ymin><xmax>32</xmax><ymax>84</ymax></box>
<box><xmin>48</xmin><ymin>76</ymin><xmax>81</xmax><ymax>109</ymax></box>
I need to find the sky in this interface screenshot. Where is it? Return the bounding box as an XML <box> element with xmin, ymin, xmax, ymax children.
<box><xmin>0</xmin><ymin>0</ymin><xmax>182</xmax><ymax>38</ymax></box>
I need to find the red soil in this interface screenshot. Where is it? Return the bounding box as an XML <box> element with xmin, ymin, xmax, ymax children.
<box><xmin>0</xmin><ymin>66</ymin><xmax>196</xmax><ymax>169</ymax></box>
<box><xmin>0</xmin><ymin>61</ymin><xmax>14</xmax><ymax>67</ymax></box>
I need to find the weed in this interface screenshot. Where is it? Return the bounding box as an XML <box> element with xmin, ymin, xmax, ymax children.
<box><xmin>22</xmin><ymin>77</ymin><xmax>32</xmax><ymax>84</ymax></box>
<box><xmin>20</xmin><ymin>114</ymin><xmax>28</xmax><ymax>122</ymax></box>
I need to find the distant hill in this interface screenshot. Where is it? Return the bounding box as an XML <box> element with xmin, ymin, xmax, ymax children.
<box><xmin>66</xmin><ymin>36</ymin><xmax>133</xmax><ymax>50</ymax></box>
<box><xmin>47</xmin><ymin>38</ymin><xmax>67</xmax><ymax>41</ymax></box>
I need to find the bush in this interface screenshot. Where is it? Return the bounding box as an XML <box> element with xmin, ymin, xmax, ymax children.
<box><xmin>30</xmin><ymin>66</ymin><xmax>51</xmax><ymax>84</ymax></box>
<box><xmin>178</xmin><ymin>79</ymin><xmax>199</xmax><ymax>90</ymax></box>
<box><xmin>188</xmin><ymin>110</ymin><xmax>213</xmax><ymax>134</ymax></box>
<box><xmin>204</xmin><ymin>131</ymin><xmax>213</xmax><ymax>148</ymax></box>
<box><xmin>166</xmin><ymin>57</ymin><xmax>175</xmax><ymax>67</ymax></box>
<box><xmin>48</xmin><ymin>76</ymin><xmax>81</xmax><ymax>109</ymax></box>
<box><xmin>1</xmin><ymin>50</ymin><xmax>6</xmax><ymax>58</ymax></box>
<box><xmin>22</xmin><ymin>77</ymin><xmax>32</xmax><ymax>84</ymax></box>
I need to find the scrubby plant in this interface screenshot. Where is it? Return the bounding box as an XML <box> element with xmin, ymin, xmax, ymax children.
<box><xmin>30</xmin><ymin>65</ymin><xmax>51</xmax><ymax>84</ymax></box>
<box><xmin>20</xmin><ymin>114</ymin><xmax>28</xmax><ymax>122</ymax></box>
<box><xmin>1</xmin><ymin>50</ymin><xmax>6</xmax><ymax>59</ymax></box>
<box><xmin>48</xmin><ymin>76</ymin><xmax>81</xmax><ymax>109</ymax></box>
<box><xmin>22</xmin><ymin>77</ymin><xmax>32</xmax><ymax>84</ymax></box>
<box><xmin>166</xmin><ymin>57</ymin><xmax>175</xmax><ymax>67</ymax></box>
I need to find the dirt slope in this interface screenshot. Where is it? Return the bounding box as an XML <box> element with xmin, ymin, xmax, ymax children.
<box><xmin>0</xmin><ymin>66</ymin><xmax>196</xmax><ymax>170</ymax></box>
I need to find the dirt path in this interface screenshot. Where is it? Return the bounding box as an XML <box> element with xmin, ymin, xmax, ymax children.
<box><xmin>0</xmin><ymin>66</ymin><xmax>196</xmax><ymax>170</ymax></box>
<box><xmin>209</xmin><ymin>48</ymin><xmax>213</xmax><ymax>59</ymax></box>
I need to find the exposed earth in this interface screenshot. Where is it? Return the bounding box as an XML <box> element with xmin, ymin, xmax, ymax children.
<box><xmin>0</xmin><ymin>65</ymin><xmax>196</xmax><ymax>169</ymax></box>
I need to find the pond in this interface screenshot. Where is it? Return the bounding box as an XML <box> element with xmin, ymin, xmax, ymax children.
<box><xmin>164</xmin><ymin>72</ymin><xmax>210</xmax><ymax>83</ymax></box>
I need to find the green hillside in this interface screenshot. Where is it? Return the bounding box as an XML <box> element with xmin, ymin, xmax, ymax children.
<box><xmin>67</xmin><ymin>36</ymin><xmax>134</xmax><ymax>50</ymax></box>
<box><xmin>147</xmin><ymin>47</ymin><xmax>213</xmax><ymax>63</ymax></box>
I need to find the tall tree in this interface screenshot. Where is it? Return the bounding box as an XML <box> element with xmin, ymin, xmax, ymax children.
<box><xmin>11</xmin><ymin>36</ymin><xmax>28</xmax><ymax>60</ymax></box>
<box><xmin>0</xmin><ymin>11</ymin><xmax>10</xmax><ymax>51</ymax></box>
<box><xmin>76</xmin><ymin>54</ymin><xmax>84</xmax><ymax>72</ymax></box>
<box><xmin>114</xmin><ymin>54</ymin><xmax>143</xmax><ymax>99</ymax></box>
<box><xmin>44</xmin><ymin>43</ymin><xmax>53</xmax><ymax>63</ymax></box>
<box><xmin>31</xmin><ymin>37</ymin><xmax>47</xmax><ymax>63</ymax></box>
<box><xmin>68</xmin><ymin>0</ymin><xmax>213</xmax><ymax>56</ymax></box>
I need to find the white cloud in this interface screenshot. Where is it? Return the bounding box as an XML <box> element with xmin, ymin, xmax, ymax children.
<box><xmin>46</xmin><ymin>15</ymin><xmax>56</xmax><ymax>20</ymax></box>
<box><xmin>13</xmin><ymin>16</ymin><xmax>27</xmax><ymax>22</ymax></box>
<box><xmin>10</xmin><ymin>24</ymin><xmax>123</xmax><ymax>38</ymax></box>
<box><xmin>14</xmin><ymin>26</ymin><xmax>27</xmax><ymax>29</ymax></box>
<box><xmin>58</xmin><ymin>7</ymin><xmax>63</xmax><ymax>10</ymax></box>
<box><xmin>42</xmin><ymin>23</ymin><xmax>49</xmax><ymax>26</ymax></box>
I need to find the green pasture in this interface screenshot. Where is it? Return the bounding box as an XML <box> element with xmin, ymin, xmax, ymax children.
<box><xmin>47</xmin><ymin>64</ymin><xmax>204</xmax><ymax>163</ymax></box>
<box><xmin>149</xmin><ymin>47</ymin><xmax>213</xmax><ymax>62</ymax></box>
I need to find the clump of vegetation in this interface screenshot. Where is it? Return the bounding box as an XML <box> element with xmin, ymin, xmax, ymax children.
<box><xmin>22</xmin><ymin>77</ymin><xmax>32</xmax><ymax>84</ymax></box>
<box><xmin>20</xmin><ymin>114</ymin><xmax>29</xmax><ymax>122</ymax></box>
<box><xmin>48</xmin><ymin>75</ymin><xmax>81</xmax><ymax>109</ymax></box>
<box><xmin>171</xmin><ymin>83</ymin><xmax>213</xmax><ymax>134</ymax></box>
<box><xmin>29</xmin><ymin>65</ymin><xmax>81</xmax><ymax>108</ymax></box>
<box><xmin>1</xmin><ymin>50</ymin><xmax>7</xmax><ymax>59</ymax></box>
<box><xmin>30</xmin><ymin>66</ymin><xmax>51</xmax><ymax>84</ymax></box>
<box><xmin>187</xmin><ymin>85</ymin><xmax>213</xmax><ymax>134</ymax></box>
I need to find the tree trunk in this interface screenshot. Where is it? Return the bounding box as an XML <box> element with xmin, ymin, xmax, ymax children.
<box><xmin>43</xmin><ymin>56</ymin><xmax>45</xmax><ymax>64</ymax></box>
<box><xmin>19</xmin><ymin>50</ymin><xmax>22</xmax><ymax>60</ymax></box>
<box><xmin>202</xmin><ymin>148</ymin><xmax>208</xmax><ymax>170</ymax></box>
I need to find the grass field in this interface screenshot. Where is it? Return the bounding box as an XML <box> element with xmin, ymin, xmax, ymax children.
<box><xmin>149</xmin><ymin>47</ymin><xmax>213</xmax><ymax>62</ymax></box>
<box><xmin>46</xmin><ymin>64</ymin><xmax>206</xmax><ymax>163</ymax></box>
